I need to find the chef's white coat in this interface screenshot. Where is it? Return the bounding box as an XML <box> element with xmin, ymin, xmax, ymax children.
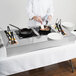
<box><xmin>26</xmin><ymin>0</ymin><xmax>54</xmax><ymax>27</ymax></box>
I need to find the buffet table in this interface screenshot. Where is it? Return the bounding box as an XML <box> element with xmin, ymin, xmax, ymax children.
<box><xmin>0</xmin><ymin>29</ymin><xmax>76</xmax><ymax>76</ymax></box>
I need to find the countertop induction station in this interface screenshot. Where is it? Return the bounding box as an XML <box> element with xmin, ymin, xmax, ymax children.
<box><xmin>1</xmin><ymin>26</ymin><xmax>76</xmax><ymax>57</ymax></box>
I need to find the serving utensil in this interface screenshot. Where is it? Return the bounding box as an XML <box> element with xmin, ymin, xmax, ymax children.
<box><xmin>54</xmin><ymin>19</ymin><xmax>66</xmax><ymax>35</ymax></box>
<box><xmin>58</xmin><ymin>19</ymin><xmax>66</xmax><ymax>35</ymax></box>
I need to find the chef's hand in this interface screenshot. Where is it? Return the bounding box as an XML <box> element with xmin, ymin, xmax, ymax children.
<box><xmin>32</xmin><ymin>16</ymin><xmax>42</xmax><ymax>24</ymax></box>
<box><xmin>48</xmin><ymin>15</ymin><xmax>52</xmax><ymax>23</ymax></box>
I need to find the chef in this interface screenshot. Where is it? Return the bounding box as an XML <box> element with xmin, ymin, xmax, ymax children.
<box><xmin>26</xmin><ymin>0</ymin><xmax>54</xmax><ymax>27</ymax></box>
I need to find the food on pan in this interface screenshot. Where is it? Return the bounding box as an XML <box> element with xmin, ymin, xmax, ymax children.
<box><xmin>40</xmin><ymin>26</ymin><xmax>50</xmax><ymax>31</ymax></box>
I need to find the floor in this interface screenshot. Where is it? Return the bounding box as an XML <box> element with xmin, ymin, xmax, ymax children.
<box><xmin>10</xmin><ymin>59</ymin><xmax>76</xmax><ymax>76</ymax></box>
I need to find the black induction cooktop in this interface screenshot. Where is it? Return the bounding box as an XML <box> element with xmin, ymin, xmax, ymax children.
<box><xmin>15</xmin><ymin>26</ymin><xmax>52</xmax><ymax>39</ymax></box>
<box><xmin>15</xmin><ymin>30</ymin><xmax>37</xmax><ymax>39</ymax></box>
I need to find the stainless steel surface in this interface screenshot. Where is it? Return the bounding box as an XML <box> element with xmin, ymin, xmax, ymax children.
<box><xmin>0</xmin><ymin>28</ymin><xmax>76</xmax><ymax>57</ymax></box>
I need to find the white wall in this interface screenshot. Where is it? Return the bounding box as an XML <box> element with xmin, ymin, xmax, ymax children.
<box><xmin>0</xmin><ymin>0</ymin><xmax>28</xmax><ymax>29</ymax></box>
<box><xmin>53</xmin><ymin>0</ymin><xmax>76</xmax><ymax>24</ymax></box>
<box><xmin>0</xmin><ymin>0</ymin><xmax>76</xmax><ymax>29</ymax></box>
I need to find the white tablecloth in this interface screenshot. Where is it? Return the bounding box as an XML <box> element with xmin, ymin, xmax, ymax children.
<box><xmin>0</xmin><ymin>41</ymin><xmax>76</xmax><ymax>76</ymax></box>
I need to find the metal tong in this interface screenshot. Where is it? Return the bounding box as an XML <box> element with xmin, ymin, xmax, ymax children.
<box><xmin>55</xmin><ymin>18</ymin><xmax>60</xmax><ymax>32</ymax></box>
<box><xmin>55</xmin><ymin>19</ymin><xmax>66</xmax><ymax>35</ymax></box>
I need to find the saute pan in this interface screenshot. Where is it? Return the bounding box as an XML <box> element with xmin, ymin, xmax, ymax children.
<box><xmin>39</xmin><ymin>26</ymin><xmax>51</xmax><ymax>35</ymax></box>
<box><xmin>9</xmin><ymin>24</ymin><xmax>33</xmax><ymax>37</ymax></box>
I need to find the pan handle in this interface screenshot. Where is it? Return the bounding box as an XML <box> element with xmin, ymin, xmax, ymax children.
<box><xmin>9</xmin><ymin>24</ymin><xmax>21</xmax><ymax>30</ymax></box>
<box><xmin>31</xmin><ymin>28</ymin><xmax>40</xmax><ymax>36</ymax></box>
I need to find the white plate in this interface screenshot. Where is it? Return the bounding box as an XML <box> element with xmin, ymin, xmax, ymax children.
<box><xmin>47</xmin><ymin>33</ymin><xmax>63</xmax><ymax>40</ymax></box>
<box><xmin>62</xmin><ymin>22</ymin><xmax>75</xmax><ymax>31</ymax></box>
